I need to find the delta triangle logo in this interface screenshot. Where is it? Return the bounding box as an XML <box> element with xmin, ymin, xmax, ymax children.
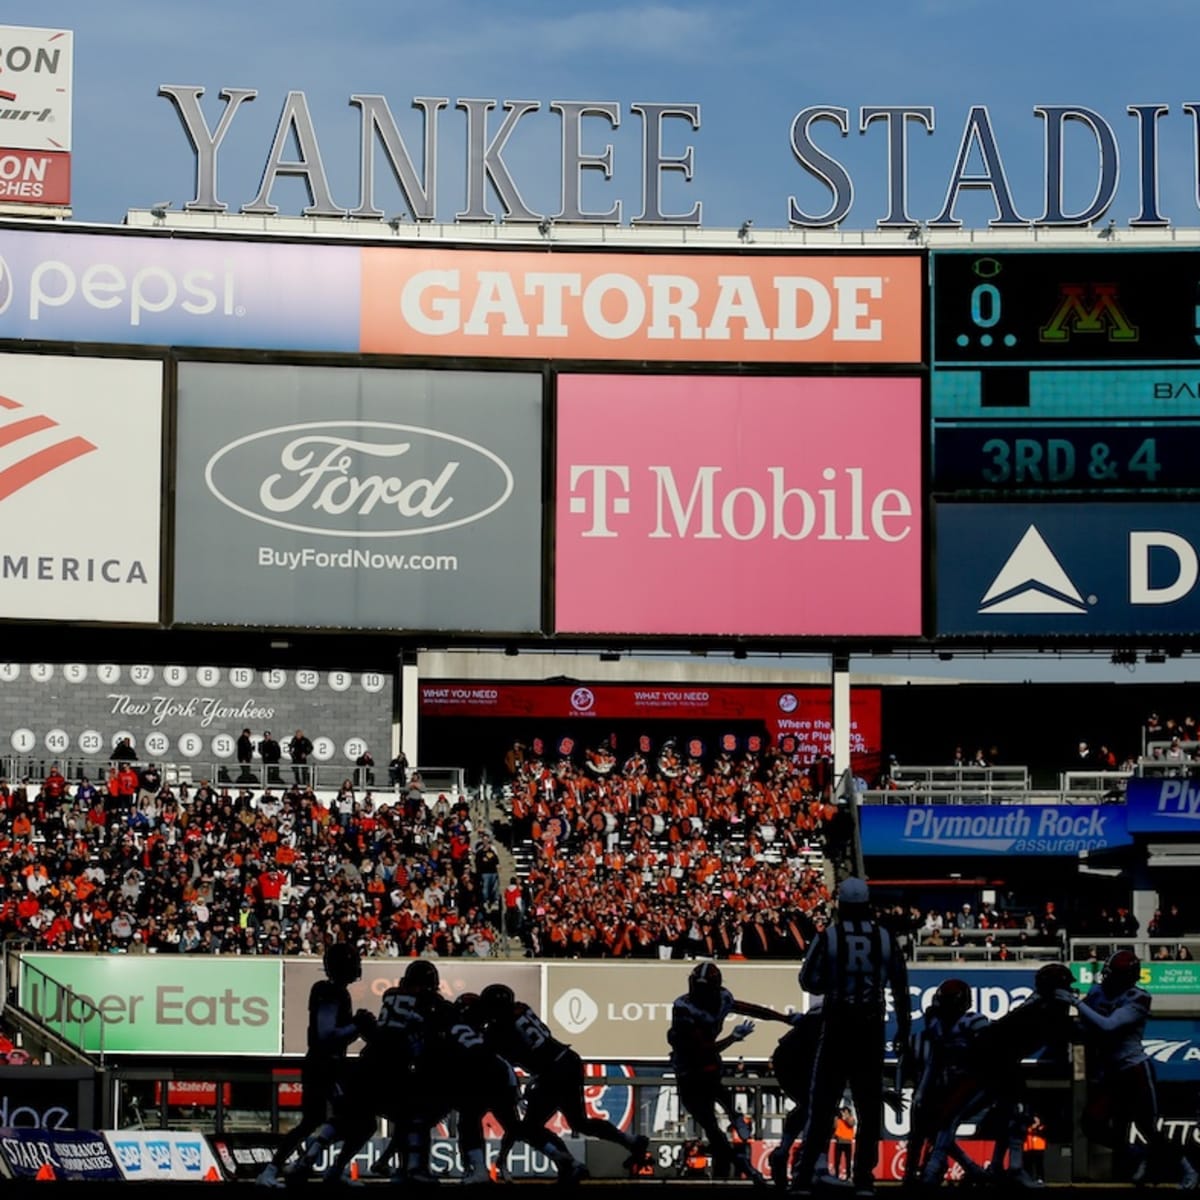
<box><xmin>978</xmin><ymin>524</ymin><xmax>1088</xmax><ymax>615</ymax></box>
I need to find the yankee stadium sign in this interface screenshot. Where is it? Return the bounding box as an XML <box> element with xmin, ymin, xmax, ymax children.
<box><xmin>160</xmin><ymin>88</ymin><xmax>1199</xmax><ymax>228</ymax></box>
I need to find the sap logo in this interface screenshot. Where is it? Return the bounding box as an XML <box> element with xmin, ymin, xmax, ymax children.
<box><xmin>112</xmin><ymin>1142</ymin><xmax>143</xmax><ymax>1170</ymax></box>
<box><xmin>147</xmin><ymin>1141</ymin><xmax>171</xmax><ymax>1169</ymax></box>
<box><xmin>177</xmin><ymin>1142</ymin><xmax>203</xmax><ymax>1171</ymax></box>
<box><xmin>979</xmin><ymin>524</ymin><xmax>1200</xmax><ymax>614</ymax></box>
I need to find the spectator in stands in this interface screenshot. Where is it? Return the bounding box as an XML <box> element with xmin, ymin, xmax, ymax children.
<box><xmin>236</xmin><ymin>728</ymin><xmax>256</xmax><ymax>781</ymax></box>
<box><xmin>259</xmin><ymin>731</ymin><xmax>283</xmax><ymax>785</ymax></box>
<box><xmin>111</xmin><ymin>736</ymin><xmax>137</xmax><ymax>762</ymax></box>
<box><xmin>288</xmin><ymin>730</ymin><xmax>314</xmax><ymax>786</ymax></box>
<box><xmin>387</xmin><ymin>751</ymin><xmax>409</xmax><ymax>790</ymax></box>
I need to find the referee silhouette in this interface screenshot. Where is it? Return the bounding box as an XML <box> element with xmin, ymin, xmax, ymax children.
<box><xmin>789</xmin><ymin>877</ymin><xmax>909</xmax><ymax>1197</ymax></box>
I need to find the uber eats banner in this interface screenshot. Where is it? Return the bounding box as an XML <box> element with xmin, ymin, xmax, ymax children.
<box><xmin>20</xmin><ymin>956</ymin><xmax>281</xmax><ymax>1055</ymax></box>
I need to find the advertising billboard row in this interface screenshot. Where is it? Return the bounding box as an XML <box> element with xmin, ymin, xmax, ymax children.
<box><xmin>0</xmin><ymin>229</ymin><xmax>921</xmax><ymax>362</ymax></box>
<box><xmin>0</xmin><ymin>353</ymin><xmax>924</xmax><ymax>637</ymax></box>
<box><xmin>20</xmin><ymin>955</ymin><xmax>1074</xmax><ymax>1062</ymax></box>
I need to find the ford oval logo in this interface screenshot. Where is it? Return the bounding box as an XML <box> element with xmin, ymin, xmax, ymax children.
<box><xmin>204</xmin><ymin>421</ymin><xmax>514</xmax><ymax>538</ymax></box>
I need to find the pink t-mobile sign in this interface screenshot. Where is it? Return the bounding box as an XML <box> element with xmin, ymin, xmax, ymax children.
<box><xmin>554</xmin><ymin>375</ymin><xmax>922</xmax><ymax>637</ymax></box>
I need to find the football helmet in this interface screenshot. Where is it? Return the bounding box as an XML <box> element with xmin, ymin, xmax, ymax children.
<box><xmin>933</xmin><ymin>977</ymin><xmax>972</xmax><ymax>1022</ymax></box>
<box><xmin>323</xmin><ymin>941</ymin><xmax>362</xmax><ymax>986</ymax></box>
<box><xmin>1100</xmin><ymin>949</ymin><xmax>1141</xmax><ymax>996</ymax></box>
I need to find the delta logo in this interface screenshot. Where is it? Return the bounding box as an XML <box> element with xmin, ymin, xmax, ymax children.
<box><xmin>976</xmin><ymin>522</ymin><xmax>1200</xmax><ymax>615</ymax></box>
<box><xmin>978</xmin><ymin>525</ymin><xmax>1090</xmax><ymax>615</ymax></box>
<box><xmin>0</xmin><ymin>391</ymin><xmax>96</xmax><ymax>501</ymax></box>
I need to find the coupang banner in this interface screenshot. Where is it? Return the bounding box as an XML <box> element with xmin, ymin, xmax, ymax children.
<box><xmin>418</xmin><ymin>681</ymin><xmax>882</xmax><ymax>765</ymax></box>
<box><xmin>172</xmin><ymin>362</ymin><xmax>542</xmax><ymax>633</ymax></box>
<box><xmin>555</xmin><ymin>375</ymin><xmax>921</xmax><ymax>637</ymax></box>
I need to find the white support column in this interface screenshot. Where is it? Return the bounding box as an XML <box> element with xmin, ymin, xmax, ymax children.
<box><xmin>832</xmin><ymin>652</ymin><xmax>851</xmax><ymax>787</ymax></box>
<box><xmin>400</xmin><ymin>659</ymin><xmax>420</xmax><ymax>767</ymax></box>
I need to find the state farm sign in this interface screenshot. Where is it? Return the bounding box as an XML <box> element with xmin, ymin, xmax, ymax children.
<box><xmin>554</xmin><ymin>374</ymin><xmax>922</xmax><ymax>637</ymax></box>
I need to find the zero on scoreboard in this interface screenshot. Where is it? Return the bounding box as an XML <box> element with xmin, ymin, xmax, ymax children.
<box><xmin>931</xmin><ymin>248</ymin><xmax>1200</xmax><ymax>495</ymax></box>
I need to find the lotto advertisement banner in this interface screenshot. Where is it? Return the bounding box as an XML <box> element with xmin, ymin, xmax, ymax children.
<box><xmin>0</xmin><ymin>353</ymin><xmax>162</xmax><ymax>624</ymax></box>
<box><xmin>360</xmin><ymin>248</ymin><xmax>922</xmax><ymax>363</ymax></box>
<box><xmin>173</xmin><ymin>363</ymin><xmax>543</xmax><ymax>633</ymax></box>
<box><xmin>418</xmin><ymin>681</ymin><xmax>882</xmax><ymax>764</ymax></box>
<box><xmin>554</xmin><ymin>375</ymin><xmax>922</xmax><ymax>637</ymax></box>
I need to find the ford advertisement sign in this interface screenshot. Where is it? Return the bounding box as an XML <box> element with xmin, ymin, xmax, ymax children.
<box><xmin>173</xmin><ymin>363</ymin><xmax>543</xmax><ymax>633</ymax></box>
<box><xmin>860</xmin><ymin>803</ymin><xmax>1131</xmax><ymax>857</ymax></box>
<box><xmin>936</xmin><ymin>501</ymin><xmax>1200</xmax><ymax>636</ymax></box>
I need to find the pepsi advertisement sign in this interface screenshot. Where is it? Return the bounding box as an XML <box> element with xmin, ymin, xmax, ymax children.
<box><xmin>1126</xmin><ymin>775</ymin><xmax>1200</xmax><ymax>832</ymax></box>
<box><xmin>936</xmin><ymin>502</ymin><xmax>1200</xmax><ymax>637</ymax></box>
<box><xmin>0</xmin><ymin>229</ymin><xmax>360</xmax><ymax>350</ymax></box>
<box><xmin>860</xmin><ymin>803</ymin><xmax>1131</xmax><ymax>857</ymax></box>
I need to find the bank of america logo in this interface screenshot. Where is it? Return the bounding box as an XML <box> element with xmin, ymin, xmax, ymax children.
<box><xmin>978</xmin><ymin>525</ymin><xmax>1088</xmax><ymax>615</ymax></box>
<box><xmin>0</xmin><ymin>393</ymin><xmax>97</xmax><ymax>501</ymax></box>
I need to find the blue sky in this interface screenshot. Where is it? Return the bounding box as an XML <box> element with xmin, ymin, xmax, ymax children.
<box><xmin>21</xmin><ymin>0</ymin><xmax>1200</xmax><ymax>230</ymax></box>
<box><xmin>13</xmin><ymin>2</ymin><xmax>1200</xmax><ymax>685</ymax></box>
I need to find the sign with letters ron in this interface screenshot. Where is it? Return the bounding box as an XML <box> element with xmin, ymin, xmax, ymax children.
<box><xmin>172</xmin><ymin>362</ymin><xmax>542</xmax><ymax>633</ymax></box>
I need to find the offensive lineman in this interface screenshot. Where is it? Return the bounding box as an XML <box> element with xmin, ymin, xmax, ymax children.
<box><xmin>477</xmin><ymin>982</ymin><xmax>650</xmax><ymax>1183</ymax></box>
<box><xmin>1068</xmin><ymin>950</ymin><xmax>1198</xmax><ymax>1188</ymax></box>
<box><xmin>669</xmin><ymin>960</ymin><xmax>797</xmax><ymax>1184</ymax></box>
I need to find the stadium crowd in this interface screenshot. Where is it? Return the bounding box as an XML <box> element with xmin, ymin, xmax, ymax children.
<box><xmin>0</xmin><ymin>721</ymin><xmax>1195</xmax><ymax>962</ymax></box>
<box><xmin>0</xmin><ymin>766</ymin><xmax>502</xmax><ymax>958</ymax></box>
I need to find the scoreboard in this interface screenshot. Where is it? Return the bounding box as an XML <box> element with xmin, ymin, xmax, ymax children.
<box><xmin>930</xmin><ymin>249</ymin><xmax>1200</xmax><ymax>494</ymax></box>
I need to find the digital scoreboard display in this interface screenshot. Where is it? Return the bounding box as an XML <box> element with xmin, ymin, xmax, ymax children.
<box><xmin>930</xmin><ymin>249</ymin><xmax>1200</xmax><ymax>494</ymax></box>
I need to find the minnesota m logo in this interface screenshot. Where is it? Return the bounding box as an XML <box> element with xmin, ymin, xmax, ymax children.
<box><xmin>1040</xmin><ymin>283</ymin><xmax>1138</xmax><ymax>343</ymax></box>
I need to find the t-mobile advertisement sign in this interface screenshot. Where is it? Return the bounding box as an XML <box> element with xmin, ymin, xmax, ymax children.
<box><xmin>0</xmin><ymin>353</ymin><xmax>162</xmax><ymax>624</ymax></box>
<box><xmin>173</xmin><ymin>363</ymin><xmax>542</xmax><ymax>632</ymax></box>
<box><xmin>555</xmin><ymin>375</ymin><xmax>921</xmax><ymax>636</ymax></box>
